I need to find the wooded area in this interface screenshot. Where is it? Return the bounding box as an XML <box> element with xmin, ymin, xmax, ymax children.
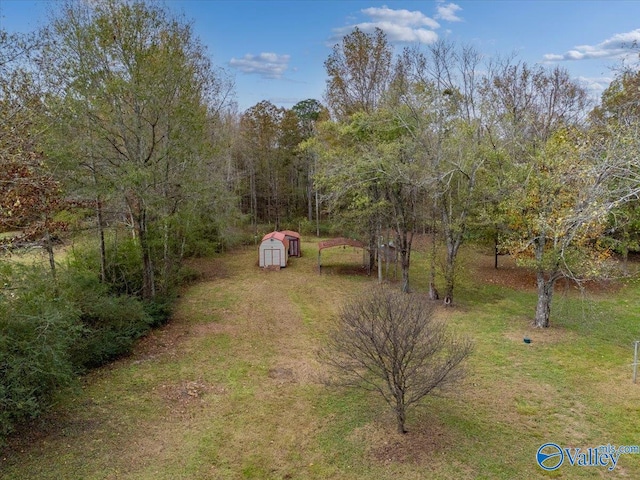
<box><xmin>1</xmin><ymin>0</ymin><xmax>639</xmax><ymax>441</ymax></box>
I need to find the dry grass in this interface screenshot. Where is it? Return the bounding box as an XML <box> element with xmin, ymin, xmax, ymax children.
<box><xmin>1</xmin><ymin>239</ymin><xmax>640</xmax><ymax>479</ymax></box>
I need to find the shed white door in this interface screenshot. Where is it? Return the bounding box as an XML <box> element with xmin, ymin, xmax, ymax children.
<box><xmin>263</xmin><ymin>248</ymin><xmax>281</xmax><ymax>267</ymax></box>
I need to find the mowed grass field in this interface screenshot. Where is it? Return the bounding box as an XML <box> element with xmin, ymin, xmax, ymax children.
<box><xmin>1</xmin><ymin>239</ymin><xmax>640</xmax><ymax>479</ymax></box>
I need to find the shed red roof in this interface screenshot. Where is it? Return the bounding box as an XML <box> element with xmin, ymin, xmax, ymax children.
<box><xmin>261</xmin><ymin>231</ymin><xmax>289</xmax><ymax>247</ymax></box>
<box><xmin>281</xmin><ymin>230</ymin><xmax>301</xmax><ymax>239</ymax></box>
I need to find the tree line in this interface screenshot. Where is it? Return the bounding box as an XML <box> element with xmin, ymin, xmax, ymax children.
<box><xmin>1</xmin><ymin>0</ymin><xmax>639</xmax><ymax>439</ymax></box>
<box><xmin>313</xmin><ymin>28</ymin><xmax>640</xmax><ymax>329</ymax></box>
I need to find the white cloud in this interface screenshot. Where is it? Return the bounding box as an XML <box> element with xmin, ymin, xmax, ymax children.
<box><xmin>362</xmin><ymin>6</ymin><xmax>440</xmax><ymax>29</ymax></box>
<box><xmin>543</xmin><ymin>29</ymin><xmax>640</xmax><ymax>62</ymax></box>
<box><xmin>576</xmin><ymin>75</ymin><xmax>614</xmax><ymax>100</ymax></box>
<box><xmin>350</xmin><ymin>21</ymin><xmax>439</xmax><ymax>43</ymax></box>
<box><xmin>332</xmin><ymin>5</ymin><xmax>441</xmax><ymax>45</ymax></box>
<box><xmin>435</xmin><ymin>2</ymin><xmax>463</xmax><ymax>22</ymax></box>
<box><xmin>229</xmin><ymin>52</ymin><xmax>290</xmax><ymax>79</ymax></box>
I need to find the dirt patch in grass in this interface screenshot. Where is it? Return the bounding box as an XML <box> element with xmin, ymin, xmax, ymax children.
<box><xmin>130</xmin><ymin>320</ymin><xmax>193</xmax><ymax>363</ymax></box>
<box><xmin>156</xmin><ymin>380</ymin><xmax>222</xmax><ymax>402</ymax></box>
<box><xmin>1</xmin><ymin>406</ymin><xmax>102</xmax><ymax>460</ymax></box>
<box><xmin>359</xmin><ymin>416</ymin><xmax>455</xmax><ymax>466</ymax></box>
<box><xmin>268</xmin><ymin>358</ymin><xmax>323</xmax><ymax>385</ymax></box>
<box><xmin>155</xmin><ymin>380</ymin><xmax>227</xmax><ymax>420</ymax></box>
<box><xmin>474</xmin><ymin>252</ymin><xmax>535</xmax><ymax>290</ymax></box>
<box><xmin>190</xmin><ymin>321</ymin><xmax>238</xmax><ymax>336</ymax></box>
<box><xmin>268</xmin><ymin>367</ymin><xmax>297</xmax><ymax>383</ymax></box>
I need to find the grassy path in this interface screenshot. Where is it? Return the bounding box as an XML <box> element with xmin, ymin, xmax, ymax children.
<box><xmin>1</xmin><ymin>242</ymin><xmax>640</xmax><ymax>479</ymax></box>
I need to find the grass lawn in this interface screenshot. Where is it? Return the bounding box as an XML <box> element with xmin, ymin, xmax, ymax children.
<box><xmin>1</xmin><ymin>239</ymin><xmax>640</xmax><ymax>479</ymax></box>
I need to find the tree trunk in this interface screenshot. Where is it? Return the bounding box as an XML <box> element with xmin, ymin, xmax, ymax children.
<box><xmin>274</xmin><ymin>172</ymin><xmax>280</xmax><ymax>231</ymax></box>
<box><xmin>621</xmin><ymin>229</ymin><xmax>630</xmax><ymax>276</ymax></box>
<box><xmin>535</xmin><ymin>271</ymin><xmax>555</xmax><ymax>328</ymax></box>
<box><xmin>162</xmin><ymin>219</ymin><xmax>171</xmax><ymax>296</ymax></box>
<box><xmin>139</xmin><ymin>227</ymin><xmax>155</xmax><ymax>300</ymax></box>
<box><xmin>428</xmin><ymin>212</ymin><xmax>439</xmax><ymax>300</ymax></box>
<box><xmin>401</xmin><ymin>258</ymin><xmax>410</xmax><ymax>293</ymax></box>
<box><xmin>398</xmin><ymin>231</ymin><xmax>411</xmax><ymax>294</ymax></box>
<box><xmin>368</xmin><ymin>221</ymin><xmax>377</xmax><ymax>276</ymax></box>
<box><xmin>429</xmin><ymin>283</ymin><xmax>439</xmax><ymax>301</ymax></box>
<box><xmin>307</xmin><ymin>164</ymin><xmax>313</xmax><ymax>222</ymax></box>
<box><xmin>395</xmin><ymin>397</ymin><xmax>407</xmax><ymax>434</ymax></box>
<box><xmin>443</xmin><ymin>233</ymin><xmax>459</xmax><ymax>306</ymax></box>
<box><xmin>91</xmin><ymin>153</ymin><xmax>107</xmax><ymax>284</ymax></box>
<box><xmin>96</xmin><ymin>197</ymin><xmax>107</xmax><ymax>283</ymax></box>
<box><xmin>443</xmin><ymin>253</ymin><xmax>454</xmax><ymax>306</ymax></box>
<box><xmin>315</xmin><ymin>186</ymin><xmax>320</xmax><ymax>237</ymax></box>
<box><xmin>44</xmin><ymin>229</ymin><xmax>56</xmax><ymax>281</ymax></box>
<box><xmin>441</xmin><ymin>206</ymin><xmax>463</xmax><ymax>307</ymax></box>
<box><xmin>250</xmin><ymin>164</ymin><xmax>257</xmax><ymax>228</ymax></box>
<box><xmin>133</xmin><ymin>202</ymin><xmax>155</xmax><ymax>300</ymax></box>
<box><xmin>377</xmin><ymin>236</ymin><xmax>383</xmax><ymax>284</ymax></box>
<box><xmin>385</xmin><ymin>237</ymin><xmax>392</xmax><ymax>281</ymax></box>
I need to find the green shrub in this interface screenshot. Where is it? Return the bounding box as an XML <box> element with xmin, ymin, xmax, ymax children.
<box><xmin>71</xmin><ymin>293</ymin><xmax>153</xmax><ymax>369</ymax></box>
<box><xmin>104</xmin><ymin>237</ymin><xmax>146</xmax><ymax>297</ymax></box>
<box><xmin>58</xmin><ymin>268</ymin><xmax>155</xmax><ymax>369</ymax></box>
<box><xmin>294</xmin><ymin>217</ymin><xmax>315</xmax><ymax>236</ymax></box>
<box><xmin>218</xmin><ymin>226</ymin><xmax>257</xmax><ymax>249</ymax></box>
<box><xmin>0</xmin><ymin>266</ymin><xmax>82</xmax><ymax>440</ymax></box>
<box><xmin>142</xmin><ymin>295</ymin><xmax>174</xmax><ymax>328</ymax></box>
<box><xmin>68</xmin><ymin>236</ymin><xmax>145</xmax><ymax>297</ymax></box>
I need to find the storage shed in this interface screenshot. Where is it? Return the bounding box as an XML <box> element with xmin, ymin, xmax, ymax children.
<box><xmin>259</xmin><ymin>232</ymin><xmax>289</xmax><ymax>268</ymax></box>
<box><xmin>281</xmin><ymin>230</ymin><xmax>301</xmax><ymax>257</ymax></box>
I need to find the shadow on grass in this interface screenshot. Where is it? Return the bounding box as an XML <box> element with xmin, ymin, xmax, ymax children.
<box><xmin>318</xmin><ymin>264</ymin><xmax>371</xmax><ymax>277</ymax></box>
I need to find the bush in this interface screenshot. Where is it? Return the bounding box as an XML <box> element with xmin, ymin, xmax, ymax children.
<box><xmin>104</xmin><ymin>237</ymin><xmax>146</xmax><ymax>297</ymax></box>
<box><xmin>0</xmin><ymin>266</ymin><xmax>82</xmax><ymax>440</ymax></box>
<box><xmin>70</xmin><ymin>293</ymin><xmax>153</xmax><ymax>369</ymax></box>
<box><xmin>0</xmin><ymin>226</ymin><xmax>213</xmax><ymax>441</ymax></box>
<box><xmin>67</xmin><ymin>235</ymin><xmax>144</xmax><ymax>297</ymax></box>
<box><xmin>142</xmin><ymin>295</ymin><xmax>174</xmax><ymax>328</ymax></box>
<box><xmin>0</xmin><ymin>257</ymin><xmax>162</xmax><ymax>441</ymax></box>
<box><xmin>58</xmin><ymin>268</ymin><xmax>155</xmax><ymax>369</ymax></box>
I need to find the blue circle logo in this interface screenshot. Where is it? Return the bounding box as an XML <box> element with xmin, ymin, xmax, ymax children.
<box><xmin>537</xmin><ymin>443</ymin><xmax>564</xmax><ymax>471</ymax></box>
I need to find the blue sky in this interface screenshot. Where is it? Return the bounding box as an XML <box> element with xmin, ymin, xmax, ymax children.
<box><xmin>2</xmin><ymin>0</ymin><xmax>640</xmax><ymax>112</ymax></box>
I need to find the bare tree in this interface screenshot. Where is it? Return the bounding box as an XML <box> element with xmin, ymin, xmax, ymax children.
<box><xmin>321</xmin><ymin>286</ymin><xmax>473</xmax><ymax>434</ymax></box>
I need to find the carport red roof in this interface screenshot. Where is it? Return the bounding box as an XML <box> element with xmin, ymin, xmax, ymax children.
<box><xmin>318</xmin><ymin>237</ymin><xmax>366</xmax><ymax>251</ymax></box>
